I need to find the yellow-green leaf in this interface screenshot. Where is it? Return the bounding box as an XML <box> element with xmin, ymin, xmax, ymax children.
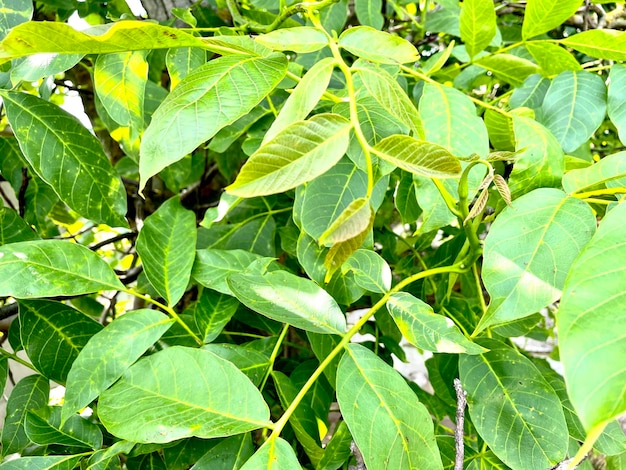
<box><xmin>523</xmin><ymin>0</ymin><xmax>582</xmax><ymax>40</ymax></box>
<box><xmin>338</xmin><ymin>26</ymin><xmax>419</xmax><ymax>64</ymax></box>
<box><xmin>560</xmin><ymin>29</ymin><xmax>626</xmax><ymax>61</ymax></box>
<box><xmin>460</xmin><ymin>0</ymin><xmax>496</xmax><ymax>58</ymax></box>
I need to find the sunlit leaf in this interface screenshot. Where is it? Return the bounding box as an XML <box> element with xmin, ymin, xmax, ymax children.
<box><xmin>561</xmin><ymin>29</ymin><xmax>626</xmax><ymax>61</ymax></box>
<box><xmin>62</xmin><ymin>309</ymin><xmax>173</xmax><ymax>423</ymax></box>
<box><xmin>227</xmin><ymin>269</ymin><xmax>347</xmax><ymax>334</ymax></box>
<box><xmin>0</xmin><ymin>455</ymin><xmax>82</xmax><ymax>470</ymax></box>
<box><xmin>136</xmin><ymin>196</ymin><xmax>197</xmax><ymax>306</ymax></box>
<box><xmin>2</xmin><ymin>92</ymin><xmax>127</xmax><ymax>226</ymax></box>
<box><xmin>523</xmin><ymin>0</ymin><xmax>582</xmax><ymax>39</ymax></box>
<box><xmin>139</xmin><ymin>53</ymin><xmax>287</xmax><ymax>191</ymax></box>
<box><xmin>558</xmin><ymin>201</ymin><xmax>626</xmax><ymax>431</ymax></box>
<box><xmin>10</xmin><ymin>53</ymin><xmax>83</xmax><ymax>84</ymax></box>
<box><xmin>338</xmin><ymin>26</ymin><xmax>419</xmax><ymax>64</ymax></box>
<box><xmin>192</xmin><ymin>249</ymin><xmax>268</xmax><ymax>296</ymax></box>
<box><xmin>256</xmin><ymin>27</ymin><xmax>328</xmax><ymax>53</ymax></box>
<box><xmin>525</xmin><ymin>42</ymin><xmax>581</xmax><ymax>76</ymax></box>
<box><xmin>99</xmin><ymin>346</ymin><xmax>271</xmax><ymax>443</ymax></box>
<box><xmin>0</xmin><ymin>240</ymin><xmax>123</xmax><ymax>298</ymax></box>
<box><xmin>319</xmin><ymin>197</ymin><xmax>370</xmax><ymax>246</ymax></box>
<box><xmin>227</xmin><ymin>114</ymin><xmax>351</xmax><ymax>197</ymax></box>
<box><xmin>344</xmin><ymin>249</ymin><xmax>391</xmax><ymax>293</ymax></box>
<box><xmin>239</xmin><ymin>437</ymin><xmax>302</xmax><ymax>470</ymax></box>
<box><xmin>25</xmin><ymin>406</ymin><xmax>102</xmax><ymax>449</ymax></box>
<box><xmin>0</xmin><ymin>207</ymin><xmax>38</xmax><ymax>245</ymax></box>
<box><xmin>460</xmin><ymin>0</ymin><xmax>496</xmax><ymax>58</ymax></box>
<box><xmin>166</xmin><ymin>47</ymin><xmax>206</xmax><ymax>89</ymax></box>
<box><xmin>477</xmin><ymin>188</ymin><xmax>596</xmax><ymax>332</ymax></box>
<box><xmin>608</xmin><ymin>65</ymin><xmax>626</xmax><ymax>145</ymax></box>
<box><xmin>337</xmin><ymin>344</ymin><xmax>443</xmax><ymax>470</ymax></box>
<box><xmin>460</xmin><ymin>338</ymin><xmax>569</xmax><ymax>470</ymax></box>
<box><xmin>193</xmin><ymin>289</ymin><xmax>239</xmax><ymax>343</ymax></box>
<box><xmin>562</xmin><ymin>151</ymin><xmax>626</xmax><ymax>194</ymax></box>
<box><xmin>474</xmin><ymin>54</ymin><xmax>541</xmax><ymax>87</ymax></box>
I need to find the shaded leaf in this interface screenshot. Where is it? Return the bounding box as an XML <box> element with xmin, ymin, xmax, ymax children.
<box><xmin>460</xmin><ymin>338</ymin><xmax>568</xmax><ymax>470</ymax></box>
<box><xmin>10</xmin><ymin>53</ymin><xmax>83</xmax><ymax>84</ymax></box>
<box><xmin>194</xmin><ymin>289</ymin><xmax>239</xmax><ymax>343</ymax></box>
<box><xmin>86</xmin><ymin>440</ymin><xmax>135</xmax><ymax>470</ymax></box>
<box><xmin>319</xmin><ymin>197</ymin><xmax>370</xmax><ymax>246</ymax></box>
<box><xmin>0</xmin><ymin>207</ymin><xmax>38</xmax><ymax>245</ymax></box>
<box><xmin>140</xmin><ymin>53</ymin><xmax>287</xmax><ymax>190</ymax></box>
<box><xmin>525</xmin><ymin>42</ymin><xmax>581</xmax><ymax>76</ymax></box>
<box><xmin>19</xmin><ymin>300</ymin><xmax>103</xmax><ymax>383</ymax></box>
<box><xmin>557</xmin><ymin>201</ymin><xmax>626</xmax><ymax>431</ymax></box>
<box><xmin>373</xmin><ymin>135</ymin><xmax>462</xmax><ymax>178</ymax></box>
<box><xmin>317</xmin><ymin>420</ymin><xmax>353</xmax><ymax>470</ymax></box>
<box><xmin>539</xmin><ymin>71</ymin><xmax>607</xmax><ymax>153</ymax></box>
<box><xmin>227</xmin><ymin>114</ymin><xmax>351</xmax><ymax>197</ymax></box>
<box><xmin>99</xmin><ymin>346</ymin><xmax>271</xmax><ymax>443</ymax></box>
<box><xmin>25</xmin><ymin>406</ymin><xmax>102</xmax><ymax>449</ymax></box>
<box><xmin>478</xmin><ymin>188</ymin><xmax>596</xmax><ymax>332</ymax></box>
<box><xmin>561</xmin><ymin>29</ymin><xmax>626</xmax><ymax>62</ymax></box>
<box><xmin>256</xmin><ymin>27</ymin><xmax>328</xmax><ymax>53</ymax></box>
<box><xmin>523</xmin><ymin>0</ymin><xmax>582</xmax><ymax>39</ymax></box>
<box><xmin>239</xmin><ymin>437</ymin><xmax>302</xmax><ymax>470</ymax></box>
<box><xmin>62</xmin><ymin>309</ymin><xmax>173</xmax><ymax>423</ymax></box>
<box><xmin>136</xmin><ymin>196</ymin><xmax>197</xmax><ymax>306</ymax></box>
<box><xmin>264</xmin><ymin>57</ymin><xmax>335</xmax><ymax>143</ymax></box>
<box><xmin>166</xmin><ymin>47</ymin><xmax>206</xmax><ymax>89</ymax></box>
<box><xmin>354</xmin><ymin>0</ymin><xmax>384</xmax><ymax>30</ymax></box>
<box><xmin>344</xmin><ymin>249</ymin><xmax>391</xmax><ymax>293</ymax></box>
<box><xmin>227</xmin><ymin>270</ymin><xmax>347</xmax><ymax>334</ymax></box>
<box><xmin>1</xmin><ymin>375</ymin><xmax>49</xmax><ymax>456</ymax></box>
<box><xmin>460</xmin><ymin>0</ymin><xmax>496</xmax><ymax>58</ymax></box>
<box><xmin>387</xmin><ymin>292</ymin><xmax>486</xmax><ymax>354</ymax></box>
<box><xmin>337</xmin><ymin>344</ymin><xmax>443</xmax><ymax>470</ymax></box>
<box><xmin>0</xmin><ymin>240</ymin><xmax>123</xmax><ymax>298</ymax></box>
<box><xmin>0</xmin><ymin>0</ymin><xmax>32</xmax><ymax>41</ymax></box>
<box><xmin>2</xmin><ymin>92</ymin><xmax>127</xmax><ymax>226</ymax></box>
<box><xmin>562</xmin><ymin>151</ymin><xmax>626</xmax><ymax>194</ymax></box>
<box><xmin>509</xmin><ymin>74</ymin><xmax>550</xmax><ymax>111</ymax></box>
<box><xmin>608</xmin><ymin>65</ymin><xmax>626</xmax><ymax>146</ymax></box>
<box><xmin>338</xmin><ymin>26</ymin><xmax>419</xmax><ymax>64</ymax></box>
<box><xmin>474</xmin><ymin>54</ymin><xmax>541</xmax><ymax>87</ymax></box>
<box><xmin>191</xmin><ymin>434</ymin><xmax>253</xmax><ymax>470</ymax></box>
<box><xmin>0</xmin><ymin>455</ymin><xmax>82</xmax><ymax>470</ymax></box>
<box><xmin>203</xmin><ymin>344</ymin><xmax>269</xmax><ymax>386</ymax></box>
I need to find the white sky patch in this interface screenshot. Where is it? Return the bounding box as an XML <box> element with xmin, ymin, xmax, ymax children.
<box><xmin>126</xmin><ymin>0</ymin><xmax>147</xmax><ymax>17</ymax></box>
<box><xmin>60</xmin><ymin>92</ymin><xmax>94</xmax><ymax>132</ymax></box>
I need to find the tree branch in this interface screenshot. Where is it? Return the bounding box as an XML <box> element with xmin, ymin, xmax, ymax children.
<box><xmin>454</xmin><ymin>378</ymin><xmax>467</xmax><ymax>470</ymax></box>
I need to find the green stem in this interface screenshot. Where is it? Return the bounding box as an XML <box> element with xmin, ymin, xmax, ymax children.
<box><xmin>0</xmin><ymin>346</ymin><xmax>38</xmax><ymax>371</ymax></box>
<box><xmin>259</xmin><ymin>324</ymin><xmax>290</xmax><ymax>391</ymax></box>
<box><xmin>432</xmin><ymin>178</ymin><xmax>461</xmax><ymax>218</ymax></box>
<box><xmin>566</xmin><ymin>423</ymin><xmax>607</xmax><ymax>470</ymax></box>
<box><xmin>269</xmin><ymin>263</ymin><xmax>467</xmax><ymax>438</ymax></box>
<box><xmin>123</xmin><ymin>288</ymin><xmax>203</xmax><ymax>346</ymax></box>
<box><xmin>573</xmin><ymin>187</ymin><xmax>626</xmax><ymax>199</ymax></box>
<box><xmin>284</xmin><ymin>70</ymin><xmax>343</xmax><ymax>104</ymax></box>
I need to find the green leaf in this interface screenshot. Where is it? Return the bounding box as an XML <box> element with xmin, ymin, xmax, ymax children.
<box><xmin>525</xmin><ymin>42</ymin><xmax>581</xmax><ymax>76</ymax></box>
<box><xmin>0</xmin><ymin>207</ymin><xmax>38</xmax><ymax>245</ymax></box>
<box><xmin>191</xmin><ymin>434</ymin><xmax>254</xmax><ymax>470</ymax></box>
<box><xmin>194</xmin><ymin>289</ymin><xmax>239</xmax><ymax>343</ymax></box>
<box><xmin>353</xmin><ymin>61</ymin><xmax>423</xmax><ymax>137</ymax></box>
<box><xmin>0</xmin><ymin>0</ymin><xmax>32</xmax><ymax>40</ymax></box>
<box><xmin>0</xmin><ymin>21</ymin><xmax>241</xmax><ymax>60</ymax></box>
<box><xmin>562</xmin><ymin>151</ymin><xmax>626</xmax><ymax>194</ymax></box>
<box><xmin>227</xmin><ymin>270</ymin><xmax>347</xmax><ymax>334</ymax></box>
<box><xmin>226</xmin><ymin>114</ymin><xmax>351</xmax><ymax>197</ymax></box>
<box><xmin>19</xmin><ymin>300</ymin><xmax>103</xmax><ymax>383</ymax></box>
<box><xmin>99</xmin><ymin>346</ymin><xmax>271</xmax><ymax>443</ymax></box>
<box><xmin>166</xmin><ymin>47</ymin><xmax>206</xmax><ymax>89</ymax></box>
<box><xmin>387</xmin><ymin>292</ymin><xmax>487</xmax><ymax>354</ymax></box>
<box><xmin>0</xmin><ymin>455</ymin><xmax>83</xmax><ymax>470</ymax></box>
<box><xmin>139</xmin><ymin>53</ymin><xmax>287</xmax><ymax>191</ymax></box>
<box><xmin>0</xmin><ymin>357</ymin><xmax>7</xmax><ymax>397</ymax></box>
<box><xmin>192</xmin><ymin>249</ymin><xmax>267</xmax><ymax>295</ymax></box>
<box><xmin>509</xmin><ymin>74</ymin><xmax>550</xmax><ymax>111</ymax></box>
<box><xmin>461</xmin><ymin>341</ymin><xmax>567</xmax><ymax>469</ymax></box>
<box><xmin>255</xmin><ymin>27</ymin><xmax>328</xmax><ymax>53</ymax></box>
<box><xmin>354</xmin><ymin>0</ymin><xmax>384</xmax><ymax>30</ymax></box>
<box><xmin>343</xmin><ymin>249</ymin><xmax>391</xmax><ymax>293</ymax></box>
<box><xmin>136</xmin><ymin>197</ymin><xmax>197</xmax><ymax>306</ymax></box>
<box><xmin>239</xmin><ymin>437</ymin><xmax>302</xmax><ymax>470</ymax></box>
<box><xmin>338</xmin><ymin>26</ymin><xmax>419</xmax><ymax>64</ymax></box>
<box><xmin>477</xmin><ymin>188</ymin><xmax>596</xmax><ymax>332</ymax></box>
<box><xmin>203</xmin><ymin>344</ymin><xmax>269</xmax><ymax>386</ymax></box>
<box><xmin>0</xmin><ymin>240</ymin><xmax>123</xmax><ymax>298</ymax></box>
<box><xmin>557</xmin><ymin>201</ymin><xmax>626</xmax><ymax>431</ymax></box>
<box><xmin>485</xmin><ymin>109</ymin><xmax>515</xmax><ymax>151</ymax></box>
<box><xmin>25</xmin><ymin>406</ymin><xmax>102</xmax><ymax>449</ymax></box>
<box><xmin>1</xmin><ymin>375</ymin><xmax>49</xmax><ymax>456</ymax></box>
<box><xmin>509</xmin><ymin>115</ymin><xmax>564</xmax><ymax>199</ymax></box>
<box><xmin>372</xmin><ymin>135</ymin><xmax>462</xmax><ymax>178</ymax></box>
<box><xmin>10</xmin><ymin>53</ymin><xmax>83</xmax><ymax>84</ymax></box>
<box><xmin>459</xmin><ymin>0</ymin><xmax>496</xmax><ymax>58</ymax></box>
<box><xmin>522</xmin><ymin>0</ymin><xmax>582</xmax><ymax>39</ymax></box>
<box><xmin>264</xmin><ymin>57</ymin><xmax>335</xmax><ymax>142</ymax></box>
<box><xmin>2</xmin><ymin>92</ymin><xmax>127</xmax><ymax>226</ymax></box>
<box><xmin>317</xmin><ymin>420</ymin><xmax>353</xmax><ymax>470</ymax></box>
<box><xmin>94</xmin><ymin>51</ymin><xmax>148</xmax><ymax>132</ymax></box>
<box><xmin>86</xmin><ymin>440</ymin><xmax>135</xmax><ymax>470</ymax></box>
<box><xmin>474</xmin><ymin>54</ymin><xmax>541</xmax><ymax>87</ymax></box>
<box><xmin>608</xmin><ymin>65</ymin><xmax>626</xmax><ymax>145</ymax></box>
<box><xmin>560</xmin><ymin>29</ymin><xmax>626</xmax><ymax>61</ymax></box>
<box><xmin>418</xmin><ymin>82</ymin><xmax>489</xmax><ymax>157</ymax></box>
<box><xmin>318</xmin><ymin>197</ymin><xmax>371</xmax><ymax>246</ymax></box>
<box><xmin>337</xmin><ymin>344</ymin><xmax>443</xmax><ymax>470</ymax></box>
<box><xmin>539</xmin><ymin>71</ymin><xmax>607</xmax><ymax>153</ymax></box>
<box><xmin>62</xmin><ymin>309</ymin><xmax>173</xmax><ymax>423</ymax></box>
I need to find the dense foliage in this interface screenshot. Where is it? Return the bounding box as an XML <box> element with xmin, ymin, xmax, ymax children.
<box><xmin>0</xmin><ymin>0</ymin><xmax>625</xmax><ymax>468</ymax></box>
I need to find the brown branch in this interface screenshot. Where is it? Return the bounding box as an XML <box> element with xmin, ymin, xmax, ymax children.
<box><xmin>350</xmin><ymin>441</ymin><xmax>366</xmax><ymax>470</ymax></box>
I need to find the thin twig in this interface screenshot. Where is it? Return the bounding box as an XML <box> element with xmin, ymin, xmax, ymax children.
<box><xmin>454</xmin><ymin>378</ymin><xmax>467</xmax><ymax>470</ymax></box>
<box><xmin>89</xmin><ymin>232</ymin><xmax>137</xmax><ymax>251</ymax></box>
<box><xmin>350</xmin><ymin>441</ymin><xmax>366</xmax><ymax>470</ymax></box>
